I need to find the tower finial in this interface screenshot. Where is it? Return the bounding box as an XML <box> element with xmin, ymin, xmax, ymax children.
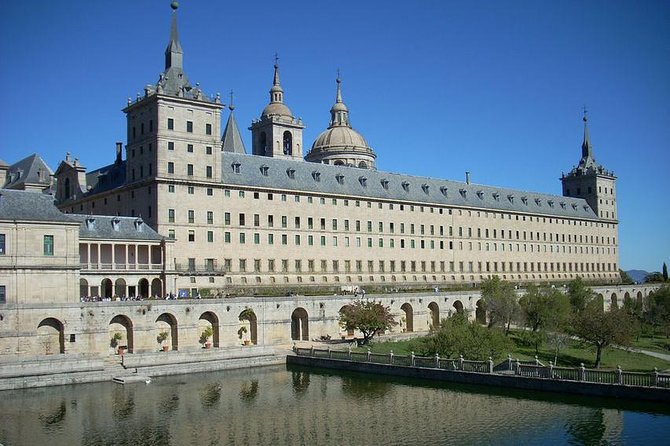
<box><xmin>171</xmin><ymin>1</ymin><xmax>179</xmax><ymax>10</ymax></box>
<box><xmin>273</xmin><ymin>53</ymin><xmax>281</xmax><ymax>86</ymax></box>
<box><xmin>581</xmin><ymin>106</ymin><xmax>593</xmax><ymax>160</ymax></box>
<box><xmin>229</xmin><ymin>90</ymin><xmax>235</xmax><ymax>111</ymax></box>
<box><xmin>335</xmin><ymin>69</ymin><xmax>343</xmax><ymax>103</ymax></box>
<box><xmin>165</xmin><ymin>2</ymin><xmax>183</xmax><ymax>70</ymax></box>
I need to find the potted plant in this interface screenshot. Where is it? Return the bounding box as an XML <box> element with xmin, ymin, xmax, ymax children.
<box><xmin>110</xmin><ymin>332</ymin><xmax>122</xmax><ymax>354</ymax></box>
<box><xmin>157</xmin><ymin>331</ymin><xmax>169</xmax><ymax>352</ymax></box>
<box><xmin>199</xmin><ymin>326</ymin><xmax>213</xmax><ymax>349</ymax></box>
<box><xmin>237</xmin><ymin>326</ymin><xmax>249</xmax><ymax>345</ymax></box>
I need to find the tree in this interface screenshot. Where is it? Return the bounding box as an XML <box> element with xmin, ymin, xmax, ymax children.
<box><xmin>339</xmin><ymin>300</ymin><xmax>397</xmax><ymax>345</ymax></box>
<box><xmin>646</xmin><ymin>286</ymin><xmax>670</xmax><ymax>336</ymax></box>
<box><xmin>518</xmin><ymin>285</ymin><xmax>571</xmax><ymax>353</ymax></box>
<box><xmin>663</xmin><ymin>262</ymin><xmax>668</xmax><ymax>282</ymax></box>
<box><xmin>566</xmin><ymin>277</ymin><xmax>595</xmax><ymax>313</ymax></box>
<box><xmin>619</xmin><ymin>269</ymin><xmax>634</xmax><ymax>285</ymax></box>
<box><xmin>572</xmin><ymin>305</ymin><xmax>635</xmax><ymax>368</ymax></box>
<box><xmin>645</xmin><ymin>272</ymin><xmax>664</xmax><ymax>283</ymax></box>
<box><xmin>414</xmin><ymin>313</ymin><xmax>513</xmax><ymax>361</ymax></box>
<box><xmin>480</xmin><ymin>276</ymin><xmax>520</xmax><ymax>334</ymax></box>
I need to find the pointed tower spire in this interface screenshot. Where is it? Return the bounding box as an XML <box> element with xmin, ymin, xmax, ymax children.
<box><xmin>581</xmin><ymin>107</ymin><xmax>593</xmax><ymax>160</ymax></box>
<box><xmin>329</xmin><ymin>72</ymin><xmax>350</xmax><ymax>127</ymax></box>
<box><xmin>165</xmin><ymin>2</ymin><xmax>183</xmax><ymax>70</ymax></box>
<box><xmin>270</xmin><ymin>54</ymin><xmax>284</xmax><ymax>104</ymax></box>
<box><xmin>222</xmin><ymin>90</ymin><xmax>246</xmax><ymax>154</ymax></box>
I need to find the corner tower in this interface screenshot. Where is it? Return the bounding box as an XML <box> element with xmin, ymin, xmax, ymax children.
<box><xmin>561</xmin><ymin>112</ymin><xmax>617</xmax><ymax>221</ymax></box>
<box><xmin>249</xmin><ymin>59</ymin><xmax>304</xmax><ymax>160</ymax></box>
<box><xmin>306</xmin><ymin>74</ymin><xmax>376</xmax><ymax>169</ymax></box>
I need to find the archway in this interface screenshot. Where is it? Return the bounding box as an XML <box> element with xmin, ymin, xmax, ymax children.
<box><xmin>151</xmin><ymin>278</ymin><xmax>162</xmax><ymax>298</ymax></box>
<box><xmin>611</xmin><ymin>293</ymin><xmax>618</xmax><ymax>309</ymax></box>
<box><xmin>428</xmin><ymin>302</ymin><xmax>439</xmax><ymax>329</ymax></box>
<box><xmin>291</xmin><ymin>308</ymin><xmax>309</xmax><ymax>341</ymax></box>
<box><xmin>156</xmin><ymin>313</ymin><xmax>179</xmax><ymax>351</ymax></box>
<box><xmin>624</xmin><ymin>292</ymin><xmax>632</xmax><ymax>308</ymax></box>
<box><xmin>400</xmin><ymin>303</ymin><xmax>413</xmax><ymax>332</ymax></box>
<box><xmin>138</xmin><ymin>278</ymin><xmax>150</xmax><ymax>299</ymax></box>
<box><xmin>283</xmin><ymin>131</ymin><xmax>293</xmax><ymax>156</ymax></box>
<box><xmin>595</xmin><ymin>294</ymin><xmax>605</xmax><ymax>311</ymax></box>
<box><xmin>239</xmin><ymin>308</ymin><xmax>258</xmax><ymax>345</ymax></box>
<box><xmin>334</xmin><ymin>160</ymin><xmax>345</xmax><ymax>166</ymax></box>
<box><xmin>199</xmin><ymin>311</ymin><xmax>220</xmax><ymax>348</ymax></box>
<box><xmin>114</xmin><ymin>278</ymin><xmax>126</xmax><ymax>298</ymax></box>
<box><xmin>37</xmin><ymin>318</ymin><xmax>65</xmax><ymax>354</ymax></box>
<box><xmin>475</xmin><ymin>300</ymin><xmax>487</xmax><ymax>325</ymax></box>
<box><xmin>358</xmin><ymin>161</ymin><xmax>367</xmax><ymax>169</ymax></box>
<box><xmin>101</xmin><ymin>278</ymin><xmax>113</xmax><ymax>299</ymax></box>
<box><xmin>259</xmin><ymin>131</ymin><xmax>267</xmax><ymax>155</ymax></box>
<box><xmin>453</xmin><ymin>300</ymin><xmax>464</xmax><ymax>314</ymax></box>
<box><xmin>109</xmin><ymin>314</ymin><xmax>133</xmax><ymax>353</ymax></box>
<box><xmin>79</xmin><ymin>278</ymin><xmax>88</xmax><ymax>299</ymax></box>
<box><xmin>637</xmin><ymin>291</ymin><xmax>643</xmax><ymax>309</ymax></box>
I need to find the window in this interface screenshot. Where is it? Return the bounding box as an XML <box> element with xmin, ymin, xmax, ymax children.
<box><xmin>239</xmin><ymin>213</ymin><xmax>245</xmax><ymax>226</ymax></box>
<box><xmin>207</xmin><ymin>231</ymin><xmax>214</xmax><ymax>242</ymax></box>
<box><xmin>206</xmin><ymin>123</ymin><xmax>212</xmax><ymax>135</ymax></box>
<box><xmin>188</xmin><ymin>210</ymin><xmax>195</xmax><ymax>223</ymax></box>
<box><xmin>187</xmin><ymin>164</ymin><xmax>194</xmax><ymax>176</ymax></box>
<box><xmin>207</xmin><ymin>211</ymin><xmax>214</xmax><ymax>224</ymax></box>
<box><xmin>206</xmin><ymin>166</ymin><xmax>213</xmax><ymax>178</ymax></box>
<box><xmin>168</xmin><ymin>141</ymin><xmax>174</xmax><ymax>151</ymax></box>
<box><xmin>188</xmin><ymin>230</ymin><xmax>195</xmax><ymax>242</ymax></box>
<box><xmin>168</xmin><ymin>229</ymin><xmax>175</xmax><ymax>239</ymax></box>
<box><xmin>167</xmin><ymin>118</ymin><xmax>174</xmax><ymax>130</ymax></box>
<box><xmin>0</xmin><ymin>285</ymin><xmax>6</xmax><ymax>303</ymax></box>
<box><xmin>187</xmin><ymin>144</ymin><xmax>194</xmax><ymax>153</ymax></box>
<box><xmin>239</xmin><ymin>233</ymin><xmax>246</xmax><ymax>244</ymax></box>
<box><xmin>224</xmin><ymin>232</ymin><xmax>231</xmax><ymax>243</ymax></box>
<box><xmin>207</xmin><ymin>188</ymin><xmax>213</xmax><ymax>196</ymax></box>
<box><xmin>187</xmin><ymin>186</ymin><xmax>194</xmax><ymax>194</ymax></box>
<box><xmin>167</xmin><ymin>162</ymin><xmax>174</xmax><ymax>174</ymax></box>
<box><xmin>168</xmin><ymin>209</ymin><xmax>175</xmax><ymax>223</ymax></box>
<box><xmin>186</xmin><ymin>121</ymin><xmax>193</xmax><ymax>132</ymax></box>
<box><xmin>43</xmin><ymin>235</ymin><xmax>54</xmax><ymax>256</ymax></box>
<box><xmin>0</xmin><ymin>234</ymin><xmax>5</xmax><ymax>254</ymax></box>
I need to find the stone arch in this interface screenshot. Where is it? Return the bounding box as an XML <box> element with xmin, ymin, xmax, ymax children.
<box><xmin>428</xmin><ymin>302</ymin><xmax>439</xmax><ymax>329</ymax></box>
<box><xmin>291</xmin><ymin>307</ymin><xmax>309</xmax><ymax>341</ymax></box>
<box><xmin>453</xmin><ymin>300</ymin><xmax>464</xmax><ymax>314</ymax></box>
<box><xmin>637</xmin><ymin>291</ymin><xmax>643</xmax><ymax>308</ymax></box>
<box><xmin>79</xmin><ymin>278</ymin><xmax>88</xmax><ymax>299</ymax></box>
<box><xmin>283</xmin><ymin>131</ymin><xmax>293</xmax><ymax>156</ymax></box>
<box><xmin>400</xmin><ymin>303</ymin><xmax>414</xmax><ymax>332</ymax></box>
<box><xmin>37</xmin><ymin>317</ymin><xmax>65</xmax><ymax>354</ymax></box>
<box><xmin>611</xmin><ymin>292</ymin><xmax>618</xmax><ymax>309</ymax></box>
<box><xmin>239</xmin><ymin>308</ymin><xmax>258</xmax><ymax>345</ymax></box>
<box><xmin>109</xmin><ymin>314</ymin><xmax>133</xmax><ymax>353</ymax></box>
<box><xmin>199</xmin><ymin>311</ymin><xmax>220</xmax><ymax>348</ymax></box>
<box><xmin>101</xmin><ymin>278</ymin><xmax>113</xmax><ymax>299</ymax></box>
<box><xmin>334</xmin><ymin>160</ymin><xmax>345</xmax><ymax>166</ymax></box>
<box><xmin>475</xmin><ymin>299</ymin><xmax>487</xmax><ymax>324</ymax></box>
<box><xmin>156</xmin><ymin>313</ymin><xmax>179</xmax><ymax>351</ymax></box>
<box><xmin>259</xmin><ymin>132</ymin><xmax>267</xmax><ymax>155</ymax></box>
<box><xmin>624</xmin><ymin>292</ymin><xmax>632</xmax><ymax>306</ymax></box>
<box><xmin>358</xmin><ymin>161</ymin><xmax>368</xmax><ymax>169</ymax></box>
<box><xmin>151</xmin><ymin>278</ymin><xmax>162</xmax><ymax>298</ymax></box>
<box><xmin>114</xmin><ymin>278</ymin><xmax>126</xmax><ymax>298</ymax></box>
<box><xmin>138</xmin><ymin>278</ymin><xmax>150</xmax><ymax>299</ymax></box>
<box><xmin>595</xmin><ymin>293</ymin><xmax>605</xmax><ymax>311</ymax></box>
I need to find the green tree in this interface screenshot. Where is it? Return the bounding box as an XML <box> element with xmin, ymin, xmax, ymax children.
<box><xmin>663</xmin><ymin>262</ymin><xmax>668</xmax><ymax>282</ymax></box>
<box><xmin>414</xmin><ymin>313</ymin><xmax>513</xmax><ymax>361</ymax></box>
<box><xmin>518</xmin><ymin>285</ymin><xmax>571</xmax><ymax>353</ymax></box>
<box><xmin>480</xmin><ymin>276</ymin><xmax>520</xmax><ymax>334</ymax></box>
<box><xmin>572</xmin><ymin>304</ymin><xmax>635</xmax><ymax>368</ymax></box>
<box><xmin>567</xmin><ymin>277</ymin><xmax>595</xmax><ymax>313</ymax></box>
<box><xmin>339</xmin><ymin>300</ymin><xmax>397</xmax><ymax>345</ymax></box>
<box><xmin>619</xmin><ymin>269</ymin><xmax>634</xmax><ymax>285</ymax></box>
<box><xmin>646</xmin><ymin>286</ymin><xmax>670</xmax><ymax>336</ymax></box>
<box><xmin>645</xmin><ymin>272</ymin><xmax>664</xmax><ymax>283</ymax></box>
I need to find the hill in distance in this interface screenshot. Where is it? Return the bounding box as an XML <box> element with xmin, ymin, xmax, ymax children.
<box><xmin>626</xmin><ymin>270</ymin><xmax>650</xmax><ymax>284</ymax></box>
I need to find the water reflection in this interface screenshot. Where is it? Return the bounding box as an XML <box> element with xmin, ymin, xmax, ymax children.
<box><xmin>0</xmin><ymin>365</ymin><xmax>667</xmax><ymax>446</ymax></box>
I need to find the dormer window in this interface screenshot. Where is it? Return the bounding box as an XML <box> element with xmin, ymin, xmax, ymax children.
<box><xmin>535</xmin><ymin>198</ymin><xmax>542</xmax><ymax>206</ymax></box>
<box><xmin>312</xmin><ymin>171</ymin><xmax>321</xmax><ymax>182</ymax></box>
<box><xmin>112</xmin><ymin>217</ymin><xmax>121</xmax><ymax>231</ymax></box>
<box><xmin>359</xmin><ymin>176</ymin><xmax>367</xmax><ymax>187</ymax></box>
<box><xmin>232</xmin><ymin>162</ymin><xmax>241</xmax><ymax>174</ymax></box>
<box><xmin>402</xmin><ymin>181</ymin><xmax>410</xmax><ymax>192</ymax></box>
<box><xmin>570</xmin><ymin>203</ymin><xmax>576</xmax><ymax>210</ymax></box>
<box><xmin>548</xmin><ymin>200</ymin><xmax>554</xmax><ymax>208</ymax></box>
<box><xmin>459</xmin><ymin>189</ymin><xmax>467</xmax><ymax>199</ymax></box>
<box><xmin>336</xmin><ymin>174</ymin><xmax>344</xmax><ymax>185</ymax></box>
<box><xmin>380</xmin><ymin>179</ymin><xmax>389</xmax><ymax>190</ymax></box>
<box><xmin>583</xmin><ymin>205</ymin><xmax>589</xmax><ymax>211</ymax></box>
<box><xmin>260</xmin><ymin>165</ymin><xmax>269</xmax><ymax>176</ymax></box>
<box><xmin>85</xmin><ymin>217</ymin><xmax>96</xmax><ymax>230</ymax></box>
<box><xmin>422</xmin><ymin>184</ymin><xmax>430</xmax><ymax>194</ymax></box>
<box><xmin>521</xmin><ymin>196</ymin><xmax>528</xmax><ymax>205</ymax></box>
<box><xmin>507</xmin><ymin>194</ymin><xmax>514</xmax><ymax>203</ymax></box>
<box><xmin>286</xmin><ymin>168</ymin><xmax>296</xmax><ymax>179</ymax></box>
<box><xmin>561</xmin><ymin>202</ymin><xmax>567</xmax><ymax>209</ymax></box>
<box><xmin>134</xmin><ymin>217</ymin><xmax>144</xmax><ymax>232</ymax></box>
<box><xmin>439</xmin><ymin>186</ymin><xmax>448</xmax><ymax>197</ymax></box>
<box><xmin>492</xmin><ymin>192</ymin><xmax>500</xmax><ymax>201</ymax></box>
<box><xmin>476</xmin><ymin>190</ymin><xmax>484</xmax><ymax>199</ymax></box>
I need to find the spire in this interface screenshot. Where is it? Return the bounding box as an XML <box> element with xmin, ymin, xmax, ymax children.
<box><xmin>581</xmin><ymin>108</ymin><xmax>593</xmax><ymax>160</ymax></box>
<box><xmin>329</xmin><ymin>72</ymin><xmax>350</xmax><ymax>128</ymax></box>
<box><xmin>165</xmin><ymin>2</ymin><xmax>183</xmax><ymax>70</ymax></box>
<box><xmin>270</xmin><ymin>54</ymin><xmax>284</xmax><ymax>104</ymax></box>
<box><xmin>222</xmin><ymin>90</ymin><xmax>246</xmax><ymax>154</ymax></box>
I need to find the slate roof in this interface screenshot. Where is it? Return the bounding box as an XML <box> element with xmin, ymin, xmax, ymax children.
<box><xmin>220</xmin><ymin>153</ymin><xmax>599</xmax><ymax>220</ymax></box>
<box><xmin>2</xmin><ymin>154</ymin><xmax>53</xmax><ymax>190</ymax></box>
<box><xmin>0</xmin><ymin>189</ymin><xmax>75</xmax><ymax>223</ymax></box>
<box><xmin>69</xmin><ymin>214</ymin><xmax>164</xmax><ymax>241</ymax></box>
<box><xmin>85</xmin><ymin>161</ymin><xmax>127</xmax><ymax>195</ymax></box>
<box><xmin>221</xmin><ymin>110</ymin><xmax>246</xmax><ymax>154</ymax></box>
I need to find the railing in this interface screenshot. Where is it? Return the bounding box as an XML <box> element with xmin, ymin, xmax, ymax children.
<box><xmin>294</xmin><ymin>346</ymin><xmax>670</xmax><ymax>389</ymax></box>
<box><xmin>81</xmin><ymin>263</ymin><xmax>163</xmax><ymax>271</ymax></box>
<box><xmin>173</xmin><ymin>264</ymin><xmax>227</xmax><ymax>274</ymax></box>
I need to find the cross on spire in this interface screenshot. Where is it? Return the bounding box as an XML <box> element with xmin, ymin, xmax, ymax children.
<box><xmin>274</xmin><ymin>53</ymin><xmax>279</xmax><ymax>67</ymax></box>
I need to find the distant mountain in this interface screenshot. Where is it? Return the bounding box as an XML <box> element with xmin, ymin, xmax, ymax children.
<box><xmin>626</xmin><ymin>270</ymin><xmax>649</xmax><ymax>284</ymax></box>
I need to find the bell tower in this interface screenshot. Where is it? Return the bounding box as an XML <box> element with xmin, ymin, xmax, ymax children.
<box><xmin>249</xmin><ymin>57</ymin><xmax>304</xmax><ymax>160</ymax></box>
<box><xmin>561</xmin><ymin>111</ymin><xmax>617</xmax><ymax>221</ymax></box>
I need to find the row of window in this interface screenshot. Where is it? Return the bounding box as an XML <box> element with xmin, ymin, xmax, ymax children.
<box><xmin>0</xmin><ymin>234</ymin><xmax>53</xmax><ymax>256</ymax></box>
<box><xmin>166</xmin><ymin>118</ymin><xmax>212</xmax><ymax>135</ymax></box>
<box><xmin>166</xmin><ymin>162</ymin><xmax>213</xmax><ymax>178</ymax></box>
<box><xmin>195</xmin><ymin>257</ymin><xmax>617</xmax><ymax>275</ymax></box>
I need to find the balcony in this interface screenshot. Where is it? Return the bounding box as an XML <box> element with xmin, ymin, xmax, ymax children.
<box><xmin>81</xmin><ymin>263</ymin><xmax>163</xmax><ymax>272</ymax></box>
<box><xmin>173</xmin><ymin>263</ymin><xmax>227</xmax><ymax>276</ymax></box>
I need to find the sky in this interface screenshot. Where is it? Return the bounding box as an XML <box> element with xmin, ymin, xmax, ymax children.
<box><xmin>0</xmin><ymin>1</ymin><xmax>668</xmax><ymax>272</ymax></box>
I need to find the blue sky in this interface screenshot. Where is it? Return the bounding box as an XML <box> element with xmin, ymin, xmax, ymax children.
<box><xmin>1</xmin><ymin>1</ymin><xmax>668</xmax><ymax>272</ymax></box>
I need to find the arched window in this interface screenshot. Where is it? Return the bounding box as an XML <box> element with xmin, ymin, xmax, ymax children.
<box><xmin>64</xmin><ymin>178</ymin><xmax>71</xmax><ymax>199</ymax></box>
<box><xmin>283</xmin><ymin>131</ymin><xmax>292</xmax><ymax>156</ymax></box>
<box><xmin>259</xmin><ymin>132</ymin><xmax>267</xmax><ymax>156</ymax></box>
<box><xmin>358</xmin><ymin>161</ymin><xmax>367</xmax><ymax>169</ymax></box>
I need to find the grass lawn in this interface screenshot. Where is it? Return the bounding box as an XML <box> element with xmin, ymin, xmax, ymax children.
<box><xmin>359</xmin><ymin>332</ymin><xmax>670</xmax><ymax>372</ymax></box>
<box><xmin>631</xmin><ymin>335</ymin><xmax>670</xmax><ymax>355</ymax></box>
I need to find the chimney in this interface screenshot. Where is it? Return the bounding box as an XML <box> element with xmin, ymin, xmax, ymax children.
<box><xmin>115</xmin><ymin>142</ymin><xmax>123</xmax><ymax>164</ymax></box>
<box><xmin>465</xmin><ymin>171</ymin><xmax>471</xmax><ymax>185</ymax></box>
